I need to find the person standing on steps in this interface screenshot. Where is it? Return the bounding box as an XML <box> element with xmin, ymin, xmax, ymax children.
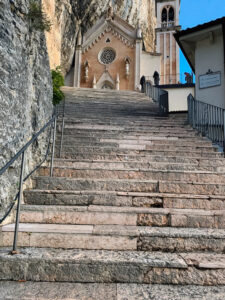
<box><xmin>153</xmin><ymin>71</ymin><xmax>160</xmax><ymax>86</ymax></box>
<box><xmin>140</xmin><ymin>75</ymin><xmax>146</xmax><ymax>93</ymax></box>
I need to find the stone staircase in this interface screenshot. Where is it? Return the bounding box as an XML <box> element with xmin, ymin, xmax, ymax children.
<box><xmin>1</xmin><ymin>87</ymin><xmax>225</xmax><ymax>298</ymax></box>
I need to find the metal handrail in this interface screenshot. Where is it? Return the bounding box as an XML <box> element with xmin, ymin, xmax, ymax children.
<box><xmin>188</xmin><ymin>94</ymin><xmax>225</xmax><ymax>152</ymax></box>
<box><xmin>0</xmin><ymin>100</ymin><xmax>66</xmax><ymax>253</ymax></box>
<box><xmin>145</xmin><ymin>82</ymin><xmax>168</xmax><ymax>117</ymax></box>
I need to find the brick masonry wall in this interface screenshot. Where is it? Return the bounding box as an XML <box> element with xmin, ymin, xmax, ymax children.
<box><xmin>81</xmin><ymin>32</ymin><xmax>135</xmax><ymax>90</ymax></box>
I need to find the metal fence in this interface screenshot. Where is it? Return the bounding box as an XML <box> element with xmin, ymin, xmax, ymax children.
<box><xmin>145</xmin><ymin>73</ymin><xmax>195</xmax><ymax>85</ymax></box>
<box><xmin>145</xmin><ymin>81</ymin><xmax>168</xmax><ymax>117</ymax></box>
<box><xmin>188</xmin><ymin>94</ymin><xmax>225</xmax><ymax>151</ymax></box>
<box><xmin>0</xmin><ymin>100</ymin><xmax>65</xmax><ymax>253</ymax></box>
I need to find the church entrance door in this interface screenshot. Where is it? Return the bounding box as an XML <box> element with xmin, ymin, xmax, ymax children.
<box><xmin>101</xmin><ymin>81</ymin><xmax>114</xmax><ymax>90</ymax></box>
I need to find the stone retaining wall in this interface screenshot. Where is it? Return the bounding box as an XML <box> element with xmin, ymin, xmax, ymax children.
<box><xmin>0</xmin><ymin>0</ymin><xmax>53</xmax><ymax>215</ymax></box>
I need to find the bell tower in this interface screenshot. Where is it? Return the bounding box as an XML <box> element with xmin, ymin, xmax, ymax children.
<box><xmin>155</xmin><ymin>0</ymin><xmax>181</xmax><ymax>84</ymax></box>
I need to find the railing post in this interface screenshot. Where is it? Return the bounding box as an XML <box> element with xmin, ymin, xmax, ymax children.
<box><xmin>12</xmin><ymin>151</ymin><xmax>26</xmax><ymax>254</ymax></box>
<box><xmin>50</xmin><ymin>116</ymin><xmax>57</xmax><ymax>177</ymax></box>
<box><xmin>193</xmin><ymin>98</ymin><xmax>196</xmax><ymax>129</ymax></box>
<box><xmin>59</xmin><ymin>101</ymin><xmax>65</xmax><ymax>158</ymax></box>
<box><xmin>223</xmin><ymin>110</ymin><xmax>225</xmax><ymax>154</ymax></box>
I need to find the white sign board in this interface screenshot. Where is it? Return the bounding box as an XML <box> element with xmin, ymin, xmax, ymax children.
<box><xmin>199</xmin><ymin>72</ymin><xmax>221</xmax><ymax>89</ymax></box>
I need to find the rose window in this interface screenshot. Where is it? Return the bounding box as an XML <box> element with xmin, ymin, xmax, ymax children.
<box><xmin>99</xmin><ymin>48</ymin><xmax>116</xmax><ymax>65</ymax></box>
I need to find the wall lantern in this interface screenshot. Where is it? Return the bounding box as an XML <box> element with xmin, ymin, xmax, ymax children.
<box><xmin>84</xmin><ymin>61</ymin><xmax>89</xmax><ymax>82</ymax></box>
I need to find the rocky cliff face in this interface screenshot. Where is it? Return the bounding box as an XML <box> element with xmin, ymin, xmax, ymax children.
<box><xmin>43</xmin><ymin>0</ymin><xmax>156</xmax><ymax>75</ymax></box>
<box><xmin>0</xmin><ymin>0</ymin><xmax>53</xmax><ymax>215</ymax></box>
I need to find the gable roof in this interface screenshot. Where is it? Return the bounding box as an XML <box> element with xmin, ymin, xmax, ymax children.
<box><xmin>174</xmin><ymin>17</ymin><xmax>225</xmax><ymax>72</ymax></box>
<box><xmin>82</xmin><ymin>14</ymin><xmax>138</xmax><ymax>53</ymax></box>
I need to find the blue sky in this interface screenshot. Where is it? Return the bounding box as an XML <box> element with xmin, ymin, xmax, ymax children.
<box><xmin>179</xmin><ymin>0</ymin><xmax>225</xmax><ymax>79</ymax></box>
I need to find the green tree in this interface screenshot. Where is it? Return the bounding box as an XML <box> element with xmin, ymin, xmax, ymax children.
<box><xmin>51</xmin><ymin>67</ymin><xmax>65</xmax><ymax>106</ymax></box>
<box><xmin>28</xmin><ymin>0</ymin><xmax>52</xmax><ymax>32</ymax></box>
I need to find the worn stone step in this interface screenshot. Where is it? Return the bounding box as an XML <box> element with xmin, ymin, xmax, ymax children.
<box><xmin>57</xmin><ymin>135</ymin><xmax>212</xmax><ymax>146</ymax></box>
<box><xmin>61</xmin><ymin>124</ymin><xmax>193</xmax><ymax>130</ymax></box>
<box><xmin>57</xmin><ymin>146</ymin><xmax>222</xmax><ymax>158</ymax></box>
<box><xmin>2</xmin><ymin>282</ymin><xmax>225</xmax><ymax>300</ymax></box>
<box><xmin>1</xmin><ymin>247</ymin><xmax>225</xmax><ymax>285</ymax></box>
<box><xmin>0</xmin><ymin>224</ymin><xmax>137</xmax><ymax>250</ymax></box>
<box><xmin>24</xmin><ymin>190</ymin><xmax>225</xmax><ymax>210</ymax></box>
<box><xmin>61</xmin><ymin>129</ymin><xmax>202</xmax><ymax>139</ymax></box>
<box><xmin>56</xmin><ymin>141</ymin><xmax>217</xmax><ymax>153</ymax></box>
<box><xmin>54</xmin><ymin>156</ymin><xmax>225</xmax><ymax>166</ymax></box>
<box><xmin>53</xmin><ymin>160</ymin><xmax>203</xmax><ymax>172</ymax></box>
<box><xmin>137</xmin><ymin>226</ymin><xmax>225</xmax><ymax>253</ymax></box>
<box><xmin>35</xmin><ymin>177</ymin><xmax>159</xmax><ymax>192</ymax></box>
<box><xmin>61</xmin><ymin>126</ymin><xmax>200</xmax><ymax>136</ymax></box>
<box><xmin>53</xmin><ymin>158</ymin><xmax>225</xmax><ymax>173</ymax></box>
<box><xmin>35</xmin><ymin>176</ymin><xmax>225</xmax><ymax>195</ymax></box>
<box><xmin>40</xmin><ymin>166</ymin><xmax>225</xmax><ymax>184</ymax></box>
<box><xmin>2</xmin><ymin>224</ymin><xmax>225</xmax><ymax>253</ymax></box>
<box><xmin>159</xmin><ymin>181</ymin><xmax>225</xmax><ymax>195</ymax></box>
<box><xmin>24</xmin><ymin>189</ymin><xmax>164</xmax><ymax>207</ymax></box>
<box><xmin>19</xmin><ymin>205</ymin><xmax>225</xmax><ymax>229</ymax></box>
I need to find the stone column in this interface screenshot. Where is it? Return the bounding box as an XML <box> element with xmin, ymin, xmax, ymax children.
<box><xmin>74</xmin><ymin>30</ymin><xmax>82</xmax><ymax>87</ymax></box>
<box><xmin>135</xmin><ymin>39</ymin><xmax>142</xmax><ymax>90</ymax></box>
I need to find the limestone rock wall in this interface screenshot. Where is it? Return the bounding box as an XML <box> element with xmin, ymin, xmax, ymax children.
<box><xmin>43</xmin><ymin>0</ymin><xmax>156</xmax><ymax>75</ymax></box>
<box><xmin>0</xmin><ymin>0</ymin><xmax>53</xmax><ymax>215</ymax></box>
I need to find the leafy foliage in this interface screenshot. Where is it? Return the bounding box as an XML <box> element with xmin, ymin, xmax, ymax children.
<box><xmin>28</xmin><ymin>0</ymin><xmax>52</xmax><ymax>32</ymax></box>
<box><xmin>51</xmin><ymin>67</ymin><xmax>65</xmax><ymax>106</ymax></box>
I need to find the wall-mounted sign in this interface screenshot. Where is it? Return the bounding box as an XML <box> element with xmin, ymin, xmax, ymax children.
<box><xmin>199</xmin><ymin>71</ymin><xmax>221</xmax><ymax>89</ymax></box>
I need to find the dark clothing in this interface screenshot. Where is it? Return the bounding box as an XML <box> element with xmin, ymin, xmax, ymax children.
<box><xmin>140</xmin><ymin>76</ymin><xmax>146</xmax><ymax>93</ymax></box>
<box><xmin>153</xmin><ymin>71</ymin><xmax>160</xmax><ymax>85</ymax></box>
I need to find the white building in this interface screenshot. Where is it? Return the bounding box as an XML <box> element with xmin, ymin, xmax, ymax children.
<box><xmin>174</xmin><ymin>17</ymin><xmax>225</xmax><ymax>108</ymax></box>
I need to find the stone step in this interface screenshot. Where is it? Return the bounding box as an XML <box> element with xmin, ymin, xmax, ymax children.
<box><xmin>2</xmin><ymin>224</ymin><xmax>225</xmax><ymax>253</ymax></box>
<box><xmin>53</xmin><ymin>158</ymin><xmax>225</xmax><ymax>172</ymax></box>
<box><xmin>61</xmin><ymin>120</ymin><xmax>190</xmax><ymax>127</ymax></box>
<box><xmin>24</xmin><ymin>190</ymin><xmax>225</xmax><ymax>210</ymax></box>
<box><xmin>62</xmin><ymin>118</ymin><xmax>189</xmax><ymax>125</ymax></box>
<box><xmin>53</xmin><ymin>160</ymin><xmax>203</xmax><ymax>172</ymax></box>
<box><xmin>35</xmin><ymin>177</ymin><xmax>225</xmax><ymax>196</ymax></box>
<box><xmin>60</xmin><ymin>122</ymin><xmax>196</xmax><ymax>130</ymax></box>
<box><xmin>19</xmin><ymin>205</ymin><xmax>225</xmax><ymax>229</ymax></box>
<box><xmin>56</xmin><ymin>141</ymin><xmax>217</xmax><ymax>153</ymax></box>
<box><xmin>1</xmin><ymin>247</ymin><xmax>225</xmax><ymax>285</ymax></box>
<box><xmin>1</xmin><ymin>282</ymin><xmax>225</xmax><ymax>300</ymax></box>
<box><xmin>57</xmin><ymin>146</ymin><xmax>222</xmax><ymax>158</ymax></box>
<box><xmin>35</xmin><ymin>176</ymin><xmax>159</xmax><ymax>192</ymax></box>
<box><xmin>40</xmin><ymin>167</ymin><xmax>225</xmax><ymax>184</ymax></box>
<box><xmin>159</xmin><ymin>180</ymin><xmax>225</xmax><ymax>195</ymax></box>
<box><xmin>62</xmin><ymin>86</ymin><xmax>150</xmax><ymax>97</ymax></box>
<box><xmin>0</xmin><ymin>223</ymin><xmax>136</xmax><ymax>251</ymax></box>
<box><xmin>61</xmin><ymin>125</ymin><xmax>199</xmax><ymax>134</ymax></box>
<box><xmin>56</xmin><ymin>135</ymin><xmax>212</xmax><ymax>146</ymax></box>
<box><xmin>54</xmin><ymin>155</ymin><xmax>225</xmax><ymax>166</ymax></box>
<box><xmin>61</xmin><ymin>129</ymin><xmax>202</xmax><ymax>139</ymax></box>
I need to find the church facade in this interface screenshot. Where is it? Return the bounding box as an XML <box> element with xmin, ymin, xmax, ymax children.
<box><xmin>66</xmin><ymin>0</ymin><xmax>181</xmax><ymax>91</ymax></box>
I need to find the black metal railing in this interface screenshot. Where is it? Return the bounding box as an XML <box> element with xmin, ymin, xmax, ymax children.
<box><xmin>188</xmin><ymin>94</ymin><xmax>225</xmax><ymax>151</ymax></box>
<box><xmin>145</xmin><ymin>81</ymin><xmax>168</xmax><ymax>117</ymax></box>
<box><xmin>0</xmin><ymin>100</ymin><xmax>65</xmax><ymax>253</ymax></box>
<box><xmin>145</xmin><ymin>73</ymin><xmax>195</xmax><ymax>85</ymax></box>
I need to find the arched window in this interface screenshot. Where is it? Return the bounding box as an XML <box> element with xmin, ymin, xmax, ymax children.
<box><xmin>168</xmin><ymin>7</ymin><xmax>174</xmax><ymax>21</ymax></box>
<box><xmin>161</xmin><ymin>8</ymin><xmax>167</xmax><ymax>22</ymax></box>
